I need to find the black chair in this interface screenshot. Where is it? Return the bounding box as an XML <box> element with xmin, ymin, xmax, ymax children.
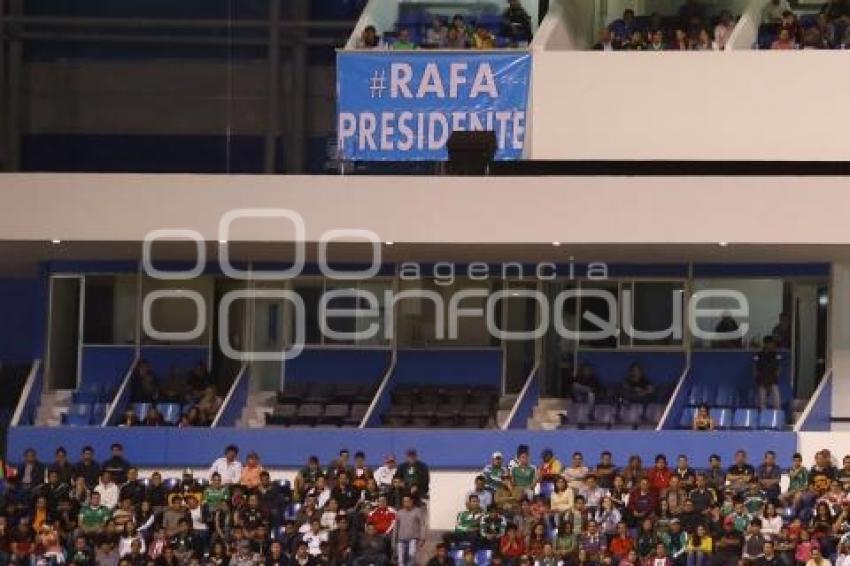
<box><xmin>321</xmin><ymin>403</ymin><xmax>350</xmax><ymax>426</ymax></box>
<box><xmin>345</xmin><ymin>403</ymin><xmax>369</xmax><ymax>427</ymax></box>
<box><xmin>333</xmin><ymin>384</ymin><xmax>360</xmax><ymax>403</ymax></box>
<box><xmin>383</xmin><ymin>402</ymin><xmax>412</xmax><ymax>427</ymax></box>
<box><xmin>304</xmin><ymin>383</ymin><xmax>336</xmax><ymax>404</ymax></box>
<box><xmin>278</xmin><ymin>383</ymin><xmax>308</xmax><ymax>405</ymax></box>
<box><xmin>267</xmin><ymin>403</ymin><xmax>298</xmax><ymax>426</ymax></box>
<box><xmin>294</xmin><ymin>403</ymin><xmax>324</xmax><ymax>426</ymax></box>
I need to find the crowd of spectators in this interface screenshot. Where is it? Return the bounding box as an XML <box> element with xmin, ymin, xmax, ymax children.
<box><xmin>125</xmin><ymin>360</ymin><xmax>222</xmax><ymax>428</ymax></box>
<box><xmin>447</xmin><ymin>446</ymin><xmax>850</xmax><ymax>566</ymax></box>
<box><xmin>0</xmin><ymin>443</ymin><xmax>434</xmax><ymax>565</ymax></box>
<box><xmin>597</xmin><ymin>2</ymin><xmax>737</xmax><ymax>51</ymax></box>
<box><xmin>356</xmin><ymin>0</ymin><xmax>532</xmax><ymax>50</ymax></box>
<box><xmin>759</xmin><ymin>0</ymin><xmax>850</xmax><ymax>49</ymax></box>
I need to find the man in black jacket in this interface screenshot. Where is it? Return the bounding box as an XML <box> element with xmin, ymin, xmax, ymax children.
<box><xmin>48</xmin><ymin>447</ymin><xmax>73</xmax><ymax>486</ymax></box>
<box><xmin>396</xmin><ymin>449</ymin><xmax>430</xmax><ymax>498</ymax></box>
<box><xmin>257</xmin><ymin>471</ymin><xmax>288</xmax><ymax>529</ymax></box>
<box><xmin>72</xmin><ymin>446</ymin><xmax>101</xmax><ymax>489</ymax></box>
<box><xmin>102</xmin><ymin>443</ymin><xmax>132</xmax><ymax>485</ymax></box>
<box><xmin>16</xmin><ymin>448</ymin><xmax>46</xmax><ymax>493</ymax></box>
<box><xmin>352</xmin><ymin>523</ymin><xmax>390</xmax><ymax>566</ymax></box>
<box><xmin>120</xmin><ymin>467</ymin><xmax>146</xmax><ymax>506</ymax></box>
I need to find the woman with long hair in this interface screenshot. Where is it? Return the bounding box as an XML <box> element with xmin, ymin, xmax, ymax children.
<box><xmin>686</xmin><ymin>523</ymin><xmax>713</xmax><ymax>566</ymax></box>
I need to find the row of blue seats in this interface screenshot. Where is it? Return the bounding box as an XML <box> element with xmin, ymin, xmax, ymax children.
<box><xmin>679</xmin><ymin>406</ymin><xmax>786</xmax><ymax>430</ymax></box>
<box><xmin>131</xmin><ymin>402</ymin><xmax>184</xmax><ymax>424</ymax></box>
<box><xmin>62</xmin><ymin>402</ymin><xmax>109</xmax><ymax>426</ymax></box>
<box><xmin>687</xmin><ymin>384</ymin><xmax>761</xmax><ymax>408</ymax></box>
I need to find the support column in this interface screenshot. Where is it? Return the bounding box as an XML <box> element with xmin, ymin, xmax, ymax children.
<box><xmin>829</xmin><ymin>264</ymin><xmax>850</xmax><ymax>429</ymax></box>
<box><xmin>286</xmin><ymin>0</ymin><xmax>308</xmax><ymax>174</ymax></box>
<box><xmin>6</xmin><ymin>0</ymin><xmax>21</xmax><ymax>171</ymax></box>
<box><xmin>263</xmin><ymin>0</ymin><xmax>281</xmax><ymax>174</ymax></box>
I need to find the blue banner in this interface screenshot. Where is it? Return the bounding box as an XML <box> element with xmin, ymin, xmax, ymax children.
<box><xmin>337</xmin><ymin>51</ymin><xmax>531</xmax><ymax>161</ymax></box>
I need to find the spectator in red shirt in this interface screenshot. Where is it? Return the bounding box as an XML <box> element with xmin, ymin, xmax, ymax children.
<box><xmin>366</xmin><ymin>495</ymin><xmax>397</xmax><ymax>536</ymax></box>
<box><xmin>500</xmin><ymin>523</ymin><xmax>526</xmax><ymax>560</ymax></box>
<box><xmin>648</xmin><ymin>455</ymin><xmax>672</xmax><ymax>493</ymax></box>
<box><xmin>610</xmin><ymin>521</ymin><xmax>635</xmax><ymax>560</ymax></box>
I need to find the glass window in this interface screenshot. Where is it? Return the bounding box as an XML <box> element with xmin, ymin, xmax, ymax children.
<box><xmin>691</xmin><ymin>278</ymin><xmax>789</xmax><ymax>349</ymax></box>
<box><xmin>579</xmin><ymin>282</ymin><xmax>619</xmax><ymax>349</ymax></box>
<box><xmin>141</xmin><ymin>276</ymin><xmax>213</xmax><ymax>346</ymax></box>
<box><xmin>83</xmin><ymin>275</ymin><xmax>139</xmax><ymax>345</ymax></box>
<box><xmin>627</xmin><ymin>281</ymin><xmax>685</xmax><ymax>347</ymax></box>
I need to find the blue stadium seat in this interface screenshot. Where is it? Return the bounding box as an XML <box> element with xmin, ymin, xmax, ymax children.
<box><xmin>732</xmin><ymin>408</ymin><xmax>757</xmax><ymax>430</ymax></box>
<box><xmin>134</xmin><ymin>403</ymin><xmax>152</xmax><ymax>422</ymax></box>
<box><xmin>688</xmin><ymin>385</ymin><xmax>712</xmax><ymax>406</ymax></box>
<box><xmin>92</xmin><ymin>403</ymin><xmax>108</xmax><ymax>423</ymax></box>
<box><xmin>65</xmin><ymin>403</ymin><xmax>93</xmax><ymax>426</ymax></box>
<box><xmin>157</xmin><ymin>403</ymin><xmax>182</xmax><ymax>425</ymax></box>
<box><xmin>758</xmin><ymin>409</ymin><xmax>786</xmax><ymax>430</ymax></box>
<box><xmin>589</xmin><ymin>404</ymin><xmax>617</xmax><ymax>429</ymax></box>
<box><xmin>475</xmin><ymin>550</ymin><xmax>493</xmax><ymax>566</ymax></box>
<box><xmin>451</xmin><ymin>549</ymin><xmax>465</xmax><ymax>566</ymax></box>
<box><xmin>679</xmin><ymin>406</ymin><xmax>696</xmax><ymax>429</ymax></box>
<box><xmin>620</xmin><ymin>403</ymin><xmax>644</xmax><ymax>428</ymax></box>
<box><xmin>711</xmin><ymin>407</ymin><xmax>733</xmax><ymax>430</ymax></box>
<box><xmin>63</xmin><ymin>404</ymin><xmax>93</xmax><ymax>426</ymax></box>
<box><xmin>715</xmin><ymin>385</ymin><xmax>738</xmax><ymax>407</ymax></box>
<box><xmin>284</xmin><ymin>503</ymin><xmax>302</xmax><ymax>522</ymax></box>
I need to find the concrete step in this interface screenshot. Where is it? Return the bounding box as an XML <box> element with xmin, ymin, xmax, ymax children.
<box><xmin>536</xmin><ymin>397</ymin><xmax>571</xmax><ymax>410</ymax></box>
<box><xmin>498</xmin><ymin>395</ymin><xmax>518</xmax><ymax>410</ymax></box>
<box><xmin>496</xmin><ymin>409</ymin><xmax>512</xmax><ymax>428</ymax></box>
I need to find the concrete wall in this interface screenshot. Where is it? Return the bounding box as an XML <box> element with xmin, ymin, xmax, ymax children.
<box><xmin>4</xmin><ymin>174</ymin><xmax>850</xmax><ymax>245</ymax></box>
<box><xmin>530</xmin><ymin>51</ymin><xmax>850</xmax><ymax>161</ymax></box>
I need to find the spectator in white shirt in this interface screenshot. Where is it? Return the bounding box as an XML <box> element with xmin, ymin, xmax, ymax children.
<box><xmin>94</xmin><ymin>470</ymin><xmax>120</xmax><ymax>510</ymax></box>
<box><xmin>374</xmin><ymin>455</ymin><xmax>397</xmax><ymax>490</ymax></box>
<box><xmin>208</xmin><ymin>444</ymin><xmax>243</xmax><ymax>485</ymax></box>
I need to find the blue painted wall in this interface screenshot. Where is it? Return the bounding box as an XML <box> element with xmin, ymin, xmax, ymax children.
<box><xmin>79</xmin><ymin>346</ymin><xmax>136</xmax><ymax>392</ymax></box>
<box><xmin>6</xmin><ymin>427</ymin><xmax>797</xmax><ymax>469</ymax></box>
<box><xmin>285</xmin><ymin>348</ymin><xmax>390</xmax><ymax>385</ymax></box>
<box><xmin>0</xmin><ymin>278</ymin><xmax>42</xmax><ymax>363</ymax></box>
<box><xmin>576</xmin><ymin>350</ymin><xmax>686</xmax><ymax>388</ymax></box>
<box><xmin>139</xmin><ymin>346</ymin><xmax>209</xmax><ymax>378</ymax></box>
<box><xmin>799</xmin><ymin>375</ymin><xmax>832</xmax><ymax>432</ymax></box>
<box><xmin>393</xmin><ymin>349</ymin><xmax>502</xmax><ymax>388</ymax></box>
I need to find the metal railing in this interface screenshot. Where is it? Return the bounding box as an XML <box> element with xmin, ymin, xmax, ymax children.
<box><xmin>101</xmin><ymin>353</ymin><xmax>140</xmax><ymax>426</ymax></box>
<box><xmin>212</xmin><ymin>363</ymin><xmax>250</xmax><ymax>428</ymax></box>
<box><xmin>10</xmin><ymin>359</ymin><xmax>42</xmax><ymax>427</ymax></box>
<box><xmin>502</xmin><ymin>363</ymin><xmax>539</xmax><ymax>430</ymax></box>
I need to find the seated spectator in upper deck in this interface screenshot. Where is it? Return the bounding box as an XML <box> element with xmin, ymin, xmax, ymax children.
<box><xmin>593</xmin><ymin>28</ymin><xmax>621</xmax><ymax>50</ymax></box>
<box><xmin>393</xmin><ymin>28</ymin><xmax>417</xmax><ymax>50</ymax></box>
<box><xmin>648</xmin><ymin>30</ymin><xmax>667</xmax><ymax>50</ymax></box>
<box><xmin>502</xmin><ymin>0</ymin><xmax>533</xmax><ymax>45</ymax></box>
<box><xmin>772</xmin><ymin>27</ymin><xmax>797</xmax><ymax>49</ymax></box>
<box><xmin>714</xmin><ymin>10</ymin><xmax>735</xmax><ymax>49</ymax></box>
<box><xmin>623</xmin><ymin>30</ymin><xmax>647</xmax><ymax>50</ymax></box>
<box><xmin>609</xmin><ymin>9</ymin><xmax>640</xmax><ymax>43</ymax></box>
<box><xmin>424</xmin><ymin>16</ymin><xmax>447</xmax><ymax>48</ymax></box>
<box><xmin>130</xmin><ymin>360</ymin><xmax>158</xmax><ymax>403</ymax></box>
<box><xmin>472</xmin><ymin>25</ymin><xmax>496</xmax><ymax>49</ymax></box>
<box><xmin>623</xmin><ymin>363</ymin><xmax>655</xmax><ymax>403</ymax></box>
<box><xmin>357</xmin><ymin>25</ymin><xmax>383</xmax><ymax>49</ymax></box>
<box><xmin>763</xmin><ymin>0</ymin><xmax>791</xmax><ymax>23</ymax></box>
<box><xmin>694</xmin><ymin>28</ymin><xmax>715</xmax><ymax>50</ymax></box>
<box><xmin>671</xmin><ymin>27</ymin><xmax>690</xmax><ymax>50</ymax></box>
<box><xmin>445</xmin><ymin>24</ymin><xmax>468</xmax><ymax>48</ymax></box>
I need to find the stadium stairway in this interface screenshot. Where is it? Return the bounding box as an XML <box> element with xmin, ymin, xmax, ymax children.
<box><xmin>495</xmin><ymin>394</ymin><xmax>519</xmax><ymax>428</ymax></box>
<box><xmin>528</xmin><ymin>398</ymin><xmax>569</xmax><ymax>430</ymax></box>
<box><xmin>236</xmin><ymin>391</ymin><xmax>277</xmax><ymax>428</ymax></box>
<box><xmin>34</xmin><ymin>389</ymin><xmax>73</xmax><ymax>426</ymax></box>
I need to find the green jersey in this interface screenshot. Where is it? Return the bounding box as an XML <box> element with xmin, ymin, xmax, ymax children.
<box><xmin>204</xmin><ymin>485</ymin><xmax>230</xmax><ymax>508</ymax></box>
<box><xmin>455</xmin><ymin>510</ymin><xmax>483</xmax><ymax>533</ymax></box>
<box><xmin>512</xmin><ymin>464</ymin><xmax>536</xmax><ymax>488</ymax></box>
<box><xmin>79</xmin><ymin>504</ymin><xmax>111</xmax><ymax>528</ymax></box>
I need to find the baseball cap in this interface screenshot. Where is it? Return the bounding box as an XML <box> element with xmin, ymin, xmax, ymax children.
<box><xmin>492</xmin><ymin>451</ymin><xmax>503</xmax><ymax>459</ymax></box>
